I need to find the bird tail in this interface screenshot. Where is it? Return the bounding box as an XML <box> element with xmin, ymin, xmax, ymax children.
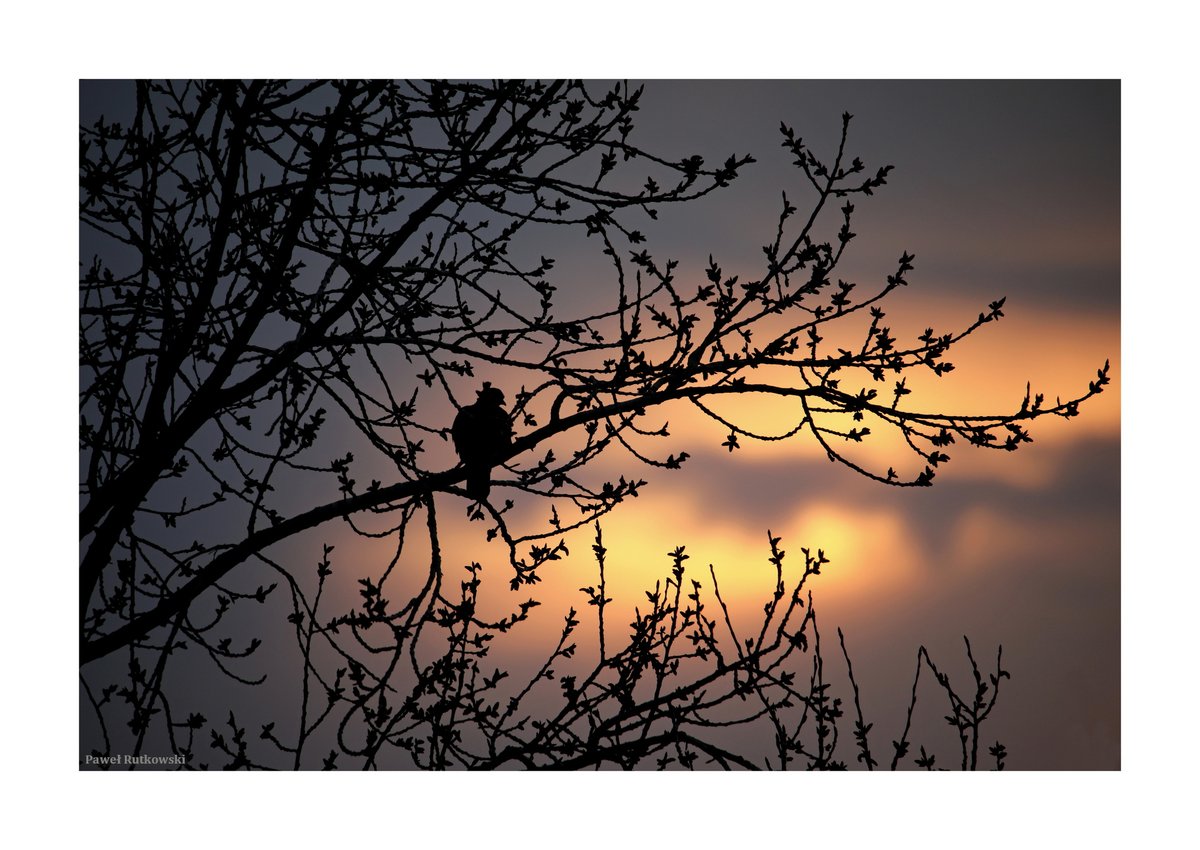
<box><xmin>466</xmin><ymin>466</ymin><xmax>491</xmax><ymax>501</ymax></box>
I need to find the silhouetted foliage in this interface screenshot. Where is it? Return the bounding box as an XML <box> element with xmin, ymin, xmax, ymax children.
<box><xmin>79</xmin><ymin>80</ymin><xmax>1103</xmax><ymax>769</ymax></box>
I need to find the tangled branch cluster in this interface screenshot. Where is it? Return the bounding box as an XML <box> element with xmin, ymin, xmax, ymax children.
<box><xmin>79</xmin><ymin>80</ymin><xmax>1101</xmax><ymax>769</ymax></box>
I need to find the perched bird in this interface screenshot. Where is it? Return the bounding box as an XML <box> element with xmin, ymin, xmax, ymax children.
<box><xmin>451</xmin><ymin>383</ymin><xmax>513</xmax><ymax>501</ymax></box>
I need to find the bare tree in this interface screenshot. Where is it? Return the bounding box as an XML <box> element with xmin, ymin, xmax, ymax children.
<box><xmin>79</xmin><ymin>80</ymin><xmax>1105</xmax><ymax>769</ymax></box>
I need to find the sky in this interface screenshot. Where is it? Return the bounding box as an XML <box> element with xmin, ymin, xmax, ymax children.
<box><xmin>612</xmin><ymin>80</ymin><xmax>1122</xmax><ymax>768</ymax></box>
<box><xmin>419</xmin><ymin>79</ymin><xmax>1122</xmax><ymax>768</ymax></box>
<box><xmin>76</xmin><ymin>79</ymin><xmax>1119</xmax><ymax>771</ymax></box>
<box><xmin>609</xmin><ymin>82</ymin><xmax>1113</xmax><ymax>768</ymax></box>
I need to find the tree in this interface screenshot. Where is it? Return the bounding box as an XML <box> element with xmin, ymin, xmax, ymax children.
<box><xmin>79</xmin><ymin>79</ymin><xmax>1105</xmax><ymax>769</ymax></box>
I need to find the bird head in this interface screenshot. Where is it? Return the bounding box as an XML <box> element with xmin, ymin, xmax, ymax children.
<box><xmin>477</xmin><ymin>382</ymin><xmax>506</xmax><ymax>407</ymax></box>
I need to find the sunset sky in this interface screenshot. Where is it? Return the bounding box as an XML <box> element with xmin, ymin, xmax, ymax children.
<box><xmin>423</xmin><ymin>80</ymin><xmax>1122</xmax><ymax>768</ymax></box>
<box><xmin>568</xmin><ymin>80</ymin><xmax>1121</xmax><ymax>768</ymax></box>
<box><xmin>76</xmin><ymin>79</ymin><xmax>1119</xmax><ymax>770</ymax></box>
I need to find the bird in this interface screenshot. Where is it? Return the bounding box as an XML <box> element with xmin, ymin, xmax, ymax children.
<box><xmin>451</xmin><ymin>383</ymin><xmax>513</xmax><ymax>501</ymax></box>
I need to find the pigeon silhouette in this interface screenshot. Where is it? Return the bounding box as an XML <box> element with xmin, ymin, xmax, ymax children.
<box><xmin>452</xmin><ymin>383</ymin><xmax>513</xmax><ymax>501</ymax></box>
